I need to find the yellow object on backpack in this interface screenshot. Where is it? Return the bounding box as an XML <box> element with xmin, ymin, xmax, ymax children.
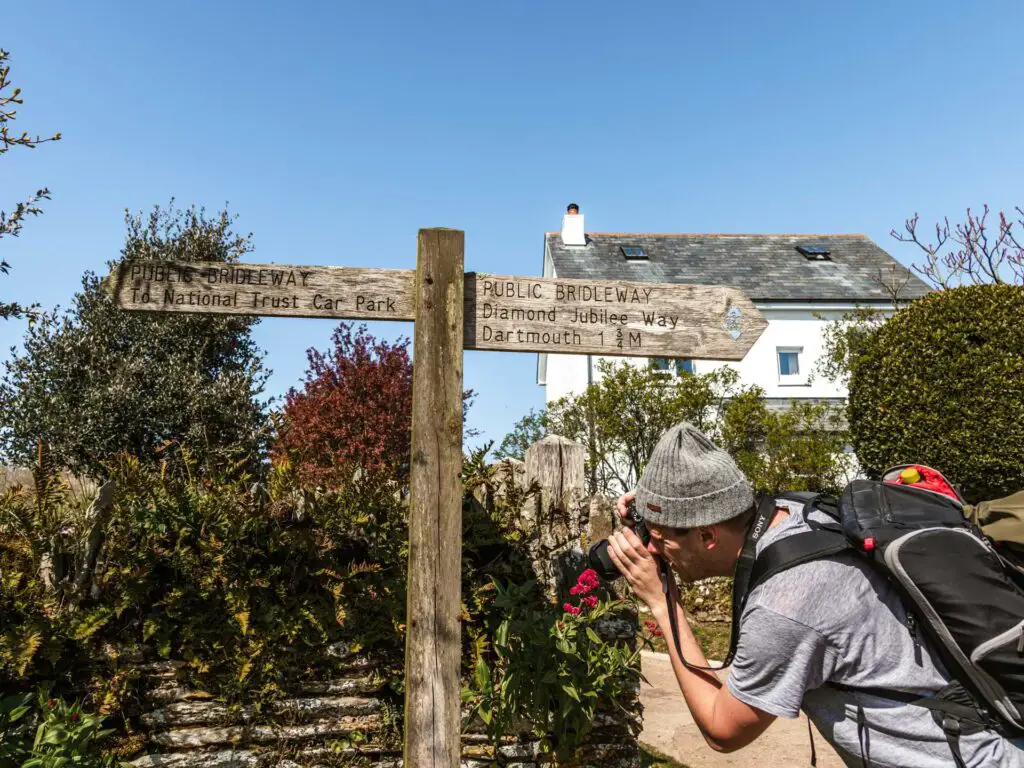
<box><xmin>900</xmin><ymin>467</ymin><xmax>922</xmax><ymax>484</ymax></box>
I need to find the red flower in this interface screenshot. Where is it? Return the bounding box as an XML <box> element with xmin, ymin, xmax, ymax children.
<box><xmin>46</xmin><ymin>699</ymin><xmax>56</xmax><ymax>708</ymax></box>
<box><xmin>644</xmin><ymin>619</ymin><xmax>664</xmax><ymax>637</ymax></box>
<box><xmin>572</xmin><ymin>568</ymin><xmax>600</xmax><ymax>596</ymax></box>
<box><xmin>70</xmin><ymin>712</ymin><xmax>80</xmax><ymax>722</ymax></box>
<box><xmin>582</xmin><ymin>595</ymin><xmax>598</xmax><ymax>609</ymax></box>
<box><xmin>563</xmin><ymin>603</ymin><xmax>581</xmax><ymax>616</ymax></box>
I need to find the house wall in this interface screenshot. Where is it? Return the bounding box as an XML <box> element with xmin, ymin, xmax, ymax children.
<box><xmin>540</xmin><ymin>305</ymin><xmax>892</xmax><ymax>404</ymax></box>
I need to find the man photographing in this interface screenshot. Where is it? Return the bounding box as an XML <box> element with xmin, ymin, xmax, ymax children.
<box><xmin>605</xmin><ymin>422</ymin><xmax>1021</xmax><ymax>766</ymax></box>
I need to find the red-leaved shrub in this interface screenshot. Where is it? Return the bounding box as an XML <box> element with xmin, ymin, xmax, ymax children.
<box><xmin>274</xmin><ymin>323</ymin><xmax>414</xmax><ymax>487</ymax></box>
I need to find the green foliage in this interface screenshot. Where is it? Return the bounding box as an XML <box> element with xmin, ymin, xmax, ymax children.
<box><xmin>1</xmin><ymin>49</ymin><xmax>62</xmax><ymax>321</ymax></box>
<box><xmin>1</xmin><ymin>361</ymin><xmax>637</xmax><ymax>760</ymax></box>
<box><xmin>506</xmin><ymin>361</ymin><xmax>851</xmax><ymax>496</ymax></box>
<box><xmin>463</xmin><ymin>577</ymin><xmax>641</xmax><ymax>759</ymax></box>
<box><xmin>0</xmin><ymin>446</ymin><xmax>103</xmax><ymax>680</ymax></box>
<box><xmin>718</xmin><ymin>391</ymin><xmax>851</xmax><ymax>496</ymax></box>
<box><xmin>0</xmin><ymin>452</ymin><xmax>411</xmax><ymax>708</ymax></box>
<box><xmin>848</xmin><ymin>284</ymin><xmax>1024</xmax><ymax>502</ymax></box>
<box><xmin>0</xmin><ymin>694</ymin><xmax>116</xmax><ymax>768</ymax></box>
<box><xmin>814</xmin><ymin>308</ymin><xmax>888</xmax><ymax>389</ymax></box>
<box><xmin>0</xmin><ymin>202</ymin><xmax>270</xmax><ymax>480</ymax></box>
<box><xmin>0</xmin><ymin>694</ymin><xmax>32</xmax><ymax>765</ymax></box>
<box><xmin>543</xmin><ymin>360</ymin><xmax>738</xmax><ymax>494</ymax></box>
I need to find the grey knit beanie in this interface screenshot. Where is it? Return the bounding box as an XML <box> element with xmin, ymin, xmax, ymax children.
<box><xmin>635</xmin><ymin>423</ymin><xmax>754</xmax><ymax>529</ymax></box>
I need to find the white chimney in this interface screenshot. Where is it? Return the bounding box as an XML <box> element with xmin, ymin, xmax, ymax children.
<box><xmin>561</xmin><ymin>209</ymin><xmax>586</xmax><ymax>246</ymax></box>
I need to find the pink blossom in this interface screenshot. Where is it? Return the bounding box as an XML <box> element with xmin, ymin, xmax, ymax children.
<box><xmin>563</xmin><ymin>603</ymin><xmax>581</xmax><ymax>616</ymax></box>
<box><xmin>582</xmin><ymin>595</ymin><xmax>598</xmax><ymax>609</ymax></box>
<box><xmin>572</xmin><ymin>568</ymin><xmax>600</xmax><ymax>596</ymax></box>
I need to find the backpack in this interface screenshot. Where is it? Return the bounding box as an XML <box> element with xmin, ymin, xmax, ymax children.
<box><xmin>732</xmin><ymin>473</ymin><xmax>1024</xmax><ymax>767</ymax></box>
<box><xmin>964</xmin><ymin>491</ymin><xmax>1024</xmax><ymax>571</ymax></box>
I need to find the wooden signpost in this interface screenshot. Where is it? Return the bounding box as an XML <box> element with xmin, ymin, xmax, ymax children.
<box><xmin>112</xmin><ymin>258</ymin><xmax>766</xmax><ymax>359</ymax></box>
<box><xmin>109</xmin><ymin>228</ymin><xmax>767</xmax><ymax>768</ymax></box>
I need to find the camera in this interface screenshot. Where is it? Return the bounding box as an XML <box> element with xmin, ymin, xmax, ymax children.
<box><xmin>587</xmin><ymin>499</ymin><xmax>651</xmax><ymax>580</ymax></box>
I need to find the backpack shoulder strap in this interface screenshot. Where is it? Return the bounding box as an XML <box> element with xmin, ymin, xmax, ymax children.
<box><xmin>775</xmin><ymin>490</ymin><xmax>822</xmax><ymax>505</ymax></box>
<box><xmin>748</xmin><ymin>529</ymin><xmax>851</xmax><ymax>595</ymax></box>
<box><xmin>721</xmin><ymin>497</ymin><xmax>850</xmax><ymax>667</ymax></box>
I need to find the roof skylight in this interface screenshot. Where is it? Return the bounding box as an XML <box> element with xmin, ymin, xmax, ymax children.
<box><xmin>621</xmin><ymin>246</ymin><xmax>648</xmax><ymax>261</ymax></box>
<box><xmin>796</xmin><ymin>244</ymin><xmax>832</xmax><ymax>261</ymax></box>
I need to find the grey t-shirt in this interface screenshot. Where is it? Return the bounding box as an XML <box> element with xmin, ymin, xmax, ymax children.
<box><xmin>725</xmin><ymin>499</ymin><xmax>1023</xmax><ymax>767</ymax></box>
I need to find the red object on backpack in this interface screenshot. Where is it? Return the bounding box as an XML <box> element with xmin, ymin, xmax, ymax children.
<box><xmin>882</xmin><ymin>464</ymin><xmax>963</xmax><ymax>503</ymax></box>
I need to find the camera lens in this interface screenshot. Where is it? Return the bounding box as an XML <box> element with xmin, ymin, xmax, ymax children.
<box><xmin>586</xmin><ymin>499</ymin><xmax>652</xmax><ymax>581</ymax></box>
<box><xmin>587</xmin><ymin>540</ymin><xmax>622</xmax><ymax>581</ymax></box>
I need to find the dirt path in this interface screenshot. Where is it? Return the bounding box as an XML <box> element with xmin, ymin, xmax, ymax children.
<box><xmin>639</xmin><ymin>650</ymin><xmax>844</xmax><ymax>767</ymax></box>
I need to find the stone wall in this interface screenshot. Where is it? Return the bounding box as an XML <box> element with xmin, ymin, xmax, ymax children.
<box><xmin>127</xmin><ymin>648</ymin><xmax>639</xmax><ymax>768</ymax></box>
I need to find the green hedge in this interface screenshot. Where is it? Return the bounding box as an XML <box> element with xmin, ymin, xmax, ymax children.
<box><xmin>848</xmin><ymin>284</ymin><xmax>1024</xmax><ymax>502</ymax></box>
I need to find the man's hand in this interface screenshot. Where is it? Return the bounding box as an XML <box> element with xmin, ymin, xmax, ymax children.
<box><xmin>615</xmin><ymin>490</ymin><xmax>637</xmax><ymax>527</ymax></box>
<box><xmin>606</xmin><ymin>526</ymin><xmax>664</xmax><ymax>609</ymax></box>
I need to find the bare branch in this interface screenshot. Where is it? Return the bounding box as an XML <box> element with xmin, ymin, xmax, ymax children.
<box><xmin>870</xmin><ymin>263</ymin><xmax>914</xmax><ymax>309</ymax></box>
<box><xmin>891</xmin><ymin>213</ymin><xmax>952</xmax><ymax>289</ymax></box>
<box><xmin>891</xmin><ymin>205</ymin><xmax>1024</xmax><ymax>287</ymax></box>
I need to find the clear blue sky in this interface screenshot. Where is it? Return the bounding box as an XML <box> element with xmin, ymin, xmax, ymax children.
<box><xmin>3</xmin><ymin>1</ymin><xmax>1023</xmax><ymax>450</ymax></box>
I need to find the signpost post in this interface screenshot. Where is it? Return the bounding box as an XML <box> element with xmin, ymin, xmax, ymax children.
<box><xmin>109</xmin><ymin>228</ymin><xmax>767</xmax><ymax>768</ymax></box>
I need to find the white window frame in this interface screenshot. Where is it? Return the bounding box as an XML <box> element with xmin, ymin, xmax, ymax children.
<box><xmin>650</xmin><ymin>358</ymin><xmax>696</xmax><ymax>377</ymax></box>
<box><xmin>650</xmin><ymin>357</ymin><xmax>673</xmax><ymax>377</ymax></box>
<box><xmin>777</xmin><ymin>346</ymin><xmax>804</xmax><ymax>385</ymax></box>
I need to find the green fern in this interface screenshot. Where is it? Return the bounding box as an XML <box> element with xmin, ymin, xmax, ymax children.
<box><xmin>32</xmin><ymin>441</ymin><xmax>68</xmax><ymax>519</ymax></box>
<box><xmin>13</xmin><ymin>630</ymin><xmax>41</xmax><ymax>676</ymax></box>
<box><xmin>69</xmin><ymin>608</ymin><xmax>112</xmax><ymax>641</ymax></box>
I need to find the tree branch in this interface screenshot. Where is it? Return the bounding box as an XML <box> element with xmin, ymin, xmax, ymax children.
<box><xmin>891</xmin><ymin>206</ymin><xmax>1024</xmax><ymax>287</ymax></box>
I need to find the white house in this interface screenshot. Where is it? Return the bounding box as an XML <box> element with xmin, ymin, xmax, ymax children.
<box><xmin>537</xmin><ymin>213</ymin><xmax>931</xmax><ymax>413</ymax></box>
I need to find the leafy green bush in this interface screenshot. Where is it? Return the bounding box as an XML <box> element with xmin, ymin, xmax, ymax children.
<box><xmin>0</xmin><ymin>449</ymin><xmax>410</xmax><ymax>709</ymax></box>
<box><xmin>718</xmin><ymin>390</ymin><xmax>851</xmax><ymax>496</ymax></box>
<box><xmin>0</xmin><ymin>693</ymin><xmax>116</xmax><ymax>768</ymax></box>
<box><xmin>0</xmin><ymin>203</ymin><xmax>270</xmax><ymax>481</ymax></box>
<box><xmin>848</xmin><ymin>284</ymin><xmax>1024</xmax><ymax>502</ymax></box>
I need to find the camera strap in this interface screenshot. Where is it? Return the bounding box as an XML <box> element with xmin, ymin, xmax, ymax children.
<box><xmin>662</xmin><ymin>494</ymin><xmax>779</xmax><ymax>673</ymax></box>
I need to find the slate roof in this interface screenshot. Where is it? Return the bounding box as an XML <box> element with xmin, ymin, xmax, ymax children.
<box><xmin>545</xmin><ymin>233</ymin><xmax>931</xmax><ymax>303</ymax></box>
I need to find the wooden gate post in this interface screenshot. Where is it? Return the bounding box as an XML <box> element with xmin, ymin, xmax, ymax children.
<box><xmin>404</xmin><ymin>228</ymin><xmax>465</xmax><ymax>768</ymax></box>
<box><xmin>522</xmin><ymin>435</ymin><xmax>587</xmax><ymax>598</ymax></box>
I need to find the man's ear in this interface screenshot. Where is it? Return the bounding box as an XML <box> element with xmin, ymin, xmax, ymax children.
<box><xmin>699</xmin><ymin>526</ymin><xmax>718</xmax><ymax>551</ymax></box>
